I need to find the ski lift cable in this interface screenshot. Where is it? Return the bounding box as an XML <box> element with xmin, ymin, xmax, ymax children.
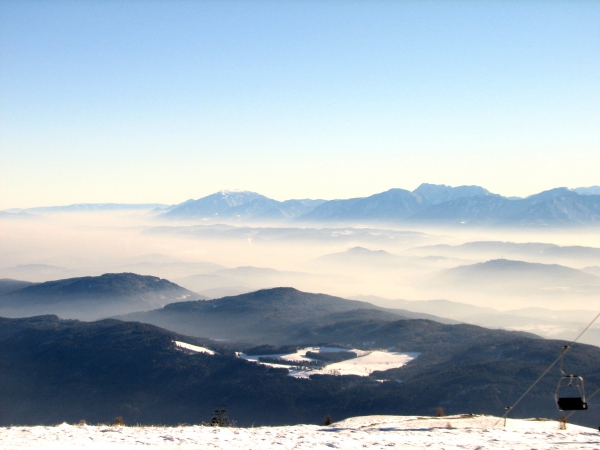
<box><xmin>497</xmin><ymin>309</ymin><xmax>600</xmax><ymax>426</ymax></box>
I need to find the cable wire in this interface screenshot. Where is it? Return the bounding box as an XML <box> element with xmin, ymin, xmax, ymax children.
<box><xmin>497</xmin><ymin>310</ymin><xmax>600</xmax><ymax>426</ymax></box>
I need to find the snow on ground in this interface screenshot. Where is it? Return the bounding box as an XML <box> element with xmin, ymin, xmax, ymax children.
<box><xmin>174</xmin><ymin>341</ymin><xmax>217</xmax><ymax>355</ymax></box>
<box><xmin>238</xmin><ymin>347</ymin><xmax>419</xmax><ymax>378</ymax></box>
<box><xmin>2</xmin><ymin>415</ymin><xmax>599</xmax><ymax>449</ymax></box>
<box><xmin>326</xmin><ymin>351</ymin><xmax>420</xmax><ymax>376</ymax></box>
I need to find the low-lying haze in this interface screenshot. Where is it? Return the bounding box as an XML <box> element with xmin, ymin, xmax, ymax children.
<box><xmin>2</xmin><ymin>195</ymin><xmax>600</xmax><ymax>345</ymax></box>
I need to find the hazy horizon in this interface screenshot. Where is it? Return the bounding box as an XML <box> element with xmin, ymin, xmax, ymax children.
<box><xmin>1</xmin><ymin>1</ymin><xmax>599</xmax><ymax>210</ymax></box>
<box><xmin>3</xmin><ymin>2</ymin><xmax>600</xmax><ymax>434</ymax></box>
<box><xmin>1</xmin><ymin>1</ymin><xmax>599</xmax><ymax>340</ymax></box>
<box><xmin>3</xmin><ymin>183</ymin><xmax>600</xmax><ymax>212</ymax></box>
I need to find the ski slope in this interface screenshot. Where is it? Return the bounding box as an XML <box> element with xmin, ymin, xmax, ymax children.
<box><xmin>174</xmin><ymin>341</ymin><xmax>217</xmax><ymax>355</ymax></box>
<box><xmin>1</xmin><ymin>415</ymin><xmax>598</xmax><ymax>449</ymax></box>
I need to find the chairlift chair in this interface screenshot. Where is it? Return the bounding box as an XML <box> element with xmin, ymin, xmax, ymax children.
<box><xmin>556</xmin><ymin>375</ymin><xmax>588</xmax><ymax>411</ymax></box>
<box><xmin>556</xmin><ymin>346</ymin><xmax>588</xmax><ymax>411</ymax></box>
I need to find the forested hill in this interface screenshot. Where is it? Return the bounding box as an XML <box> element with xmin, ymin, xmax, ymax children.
<box><xmin>116</xmin><ymin>287</ymin><xmax>455</xmax><ymax>342</ymax></box>
<box><xmin>0</xmin><ymin>273</ymin><xmax>198</xmax><ymax>320</ymax></box>
<box><xmin>2</xmin><ymin>315</ymin><xmax>599</xmax><ymax>428</ymax></box>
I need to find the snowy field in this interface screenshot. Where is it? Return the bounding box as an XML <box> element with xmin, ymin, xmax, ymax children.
<box><xmin>2</xmin><ymin>415</ymin><xmax>599</xmax><ymax>449</ymax></box>
<box><xmin>238</xmin><ymin>346</ymin><xmax>420</xmax><ymax>378</ymax></box>
<box><xmin>174</xmin><ymin>341</ymin><xmax>217</xmax><ymax>355</ymax></box>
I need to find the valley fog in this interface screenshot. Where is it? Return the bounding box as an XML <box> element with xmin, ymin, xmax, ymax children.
<box><xmin>2</xmin><ymin>209</ymin><xmax>600</xmax><ymax>344</ymax></box>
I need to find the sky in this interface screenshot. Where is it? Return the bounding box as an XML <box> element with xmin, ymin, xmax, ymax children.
<box><xmin>1</xmin><ymin>0</ymin><xmax>599</xmax><ymax>209</ymax></box>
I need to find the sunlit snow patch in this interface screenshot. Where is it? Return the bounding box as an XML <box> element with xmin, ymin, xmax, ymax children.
<box><xmin>326</xmin><ymin>351</ymin><xmax>419</xmax><ymax>376</ymax></box>
<box><xmin>174</xmin><ymin>341</ymin><xmax>217</xmax><ymax>355</ymax></box>
<box><xmin>238</xmin><ymin>347</ymin><xmax>419</xmax><ymax>379</ymax></box>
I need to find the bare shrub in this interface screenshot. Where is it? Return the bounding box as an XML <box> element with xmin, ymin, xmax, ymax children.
<box><xmin>436</xmin><ymin>407</ymin><xmax>445</xmax><ymax>417</ymax></box>
<box><xmin>323</xmin><ymin>414</ymin><xmax>333</xmax><ymax>426</ymax></box>
<box><xmin>114</xmin><ymin>416</ymin><xmax>125</xmax><ymax>426</ymax></box>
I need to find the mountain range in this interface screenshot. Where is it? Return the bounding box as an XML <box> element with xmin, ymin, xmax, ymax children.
<box><xmin>407</xmin><ymin>188</ymin><xmax>600</xmax><ymax>226</ymax></box>
<box><xmin>160</xmin><ymin>190</ymin><xmax>325</xmax><ymax>221</ymax></box>
<box><xmin>298</xmin><ymin>184</ymin><xmax>492</xmax><ymax>222</ymax></box>
<box><xmin>4</xmin><ymin>184</ymin><xmax>600</xmax><ymax>226</ymax></box>
<box><xmin>2</xmin><ymin>273</ymin><xmax>600</xmax><ymax>427</ymax></box>
<box><xmin>158</xmin><ymin>184</ymin><xmax>600</xmax><ymax>226</ymax></box>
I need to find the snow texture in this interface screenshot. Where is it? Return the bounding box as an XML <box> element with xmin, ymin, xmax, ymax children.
<box><xmin>238</xmin><ymin>347</ymin><xmax>419</xmax><ymax>378</ymax></box>
<box><xmin>1</xmin><ymin>415</ymin><xmax>598</xmax><ymax>449</ymax></box>
<box><xmin>174</xmin><ymin>341</ymin><xmax>217</xmax><ymax>355</ymax></box>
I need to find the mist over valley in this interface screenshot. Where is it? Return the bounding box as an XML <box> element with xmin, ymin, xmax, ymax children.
<box><xmin>4</xmin><ymin>2</ymin><xmax>599</xmax><ymax>444</ymax></box>
<box><xmin>2</xmin><ymin>184</ymin><xmax>600</xmax><ymax>429</ymax></box>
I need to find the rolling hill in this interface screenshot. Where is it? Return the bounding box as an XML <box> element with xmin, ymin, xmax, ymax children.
<box><xmin>313</xmin><ymin>246</ymin><xmax>402</xmax><ymax>267</ymax></box>
<box><xmin>0</xmin><ymin>279</ymin><xmax>37</xmax><ymax>295</ymax></box>
<box><xmin>117</xmin><ymin>287</ymin><xmax>457</xmax><ymax>343</ymax></box>
<box><xmin>116</xmin><ymin>287</ymin><xmax>404</xmax><ymax>342</ymax></box>
<box><xmin>0</xmin><ymin>264</ymin><xmax>84</xmax><ymax>282</ymax></box>
<box><xmin>420</xmin><ymin>259</ymin><xmax>600</xmax><ymax>309</ymax></box>
<box><xmin>352</xmin><ymin>294</ymin><xmax>600</xmax><ymax>346</ymax></box>
<box><xmin>2</xmin><ymin>314</ymin><xmax>600</xmax><ymax>428</ymax></box>
<box><xmin>407</xmin><ymin>240</ymin><xmax>600</xmax><ymax>267</ymax></box>
<box><xmin>0</xmin><ymin>273</ymin><xmax>198</xmax><ymax>320</ymax></box>
<box><xmin>433</xmin><ymin>259</ymin><xmax>600</xmax><ymax>290</ymax></box>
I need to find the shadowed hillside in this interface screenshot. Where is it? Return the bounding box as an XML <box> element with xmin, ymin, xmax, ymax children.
<box><xmin>0</xmin><ymin>273</ymin><xmax>199</xmax><ymax>320</ymax></box>
<box><xmin>117</xmin><ymin>287</ymin><xmax>456</xmax><ymax>342</ymax></box>
<box><xmin>1</xmin><ymin>315</ymin><xmax>599</xmax><ymax>428</ymax></box>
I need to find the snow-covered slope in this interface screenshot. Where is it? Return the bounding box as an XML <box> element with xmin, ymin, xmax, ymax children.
<box><xmin>238</xmin><ymin>346</ymin><xmax>419</xmax><ymax>378</ymax></box>
<box><xmin>2</xmin><ymin>415</ymin><xmax>597</xmax><ymax>449</ymax></box>
<box><xmin>174</xmin><ymin>341</ymin><xmax>217</xmax><ymax>355</ymax></box>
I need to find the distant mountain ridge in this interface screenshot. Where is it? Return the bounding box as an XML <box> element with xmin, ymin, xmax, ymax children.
<box><xmin>299</xmin><ymin>188</ymin><xmax>430</xmax><ymax>221</ymax></box>
<box><xmin>437</xmin><ymin>259</ymin><xmax>600</xmax><ymax>286</ymax></box>
<box><xmin>407</xmin><ymin>188</ymin><xmax>600</xmax><ymax>226</ymax></box>
<box><xmin>409</xmin><ymin>240</ymin><xmax>600</xmax><ymax>266</ymax></box>
<box><xmin>6</xmin><ymin>184</ymin><xmax>600</xmax><ymax>226</ymax></box>
<box><xmin>0</xmin><ymin>273</ymin><xmax>199</xmax><ymax>320</ymax></box>
<box><xmin>162</xmin><ymin>190</ymin><xmax>325</xmax><ymax>221</ymax></box>
<box><xmin>118</xmin><ymin>287</ymin><xmax>399</xmax><ymax>342</ymax></box>
<box><xmin>422</xmin><ymin>259</ymin><xmax>600</xmax><ymax>308</ymax></box>
<box><xmin>0</xmin><ymin>279</ymin><xmax>37</xmax><ymax>295</ymax></box>
<box><xmin>160</xmin><ymin>184</ymin><xmax>496</xmax><ymax>223</ymax></box>
<box><xmin>574</xmin><ymin>186</ymin><xmax>600</xmax><ymax>195</ymax></box>
<box><xmin>3</xmin><ymin>203</ymin><xmax>166</xmax><ymax>213</ymax></box>
<box><xmin>117</xmin><ymin>287</ymin><xmax>456</xmax><ymax>343</ymax></box>
<box><xmin>302</xmin><ymin>186</ymin><xmax>600</xmax><ymax>226</ymax></box>
<box><xmin>157</xmin><ymin>184</ymin><xmax>600</xmax><ymax>226</ymax></box>
<box><xmin>413</xmin><ymin>183</ymin><xmax>492</xmax><ymax>204</ymax></box>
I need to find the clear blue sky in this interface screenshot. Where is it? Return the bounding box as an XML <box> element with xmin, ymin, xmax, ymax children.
<box><xmin>1</xmin><ymin>0</ymin><xmax>599</xmax><ymax>208</ymax></box>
